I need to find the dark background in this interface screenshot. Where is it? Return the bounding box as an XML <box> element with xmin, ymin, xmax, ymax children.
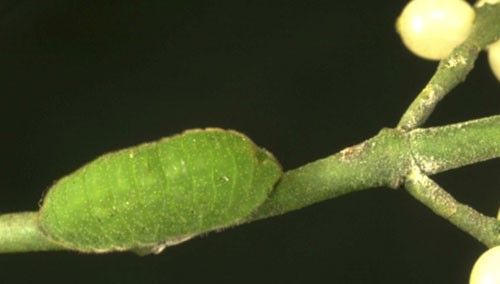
<box><xmin>0</xmin><ymin>1</ymin><xmax>499</xmax><ymax>283</ymax></box>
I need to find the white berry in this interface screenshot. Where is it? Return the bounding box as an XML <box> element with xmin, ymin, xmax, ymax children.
<box><xmin>475</xmin><ymin>0</ymin><xmax>499</xmax><ymax>7</ymax></box>
<box><xmin>469</xmin><ymin>246</ymin><xmax>500</xmax><ymax>284</ymax></box>
<box><xmin>487</xmin><ymin>40</ymin><xmax>500</xmax><ymax>81</ymax></box>
<box><xmin>397</xmin><ymin>0</ymin><xmax>475</xmax><ymax>60</ymax></box>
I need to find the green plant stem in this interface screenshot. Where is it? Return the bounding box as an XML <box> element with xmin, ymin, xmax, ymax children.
<box><xmin>0</xmin><ymin>212</ymin><xmax>64</xmax><ymax>253</ymax></box>
<box><xmin>252</xmin><ymin>115</ymin><xmax>500</xmax><ymax>221</ymax></box>
<box><xmin>397</xmin><ymin>43</ymin><xmax>480</xmax><ymax>130</ymax></box>
<box><xmin>404</xmin><ymin>168</ymin><xmax>500</xmax><ymax>247</ymax></box>
<box><xmin>397</xmin><ymin>4</ymin><xmax>500</xmax><ymax>131</ymax></box>
<box><xmin>408</xmin><ymin>115</ymin><xmax>500</xmax><ymax>175</ymax></box>
<box><xmin>252</xmin><ymin>128</ymin><xmax>412</xmax><ymax>219</ymax></box>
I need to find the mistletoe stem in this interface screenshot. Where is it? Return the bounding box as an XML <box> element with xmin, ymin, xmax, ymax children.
<box><xmin>396</xmin><ymin>43</ymin><xmax>479</xmax><ymax>130</ymax></box>
<box><xmin>405</xmin><ymin>169</ymin><xmax>500</xmax><ymax>247</ymax></box>
<box><xmin>0</xmin><ymin>212</ymin><xmax>64</xmax><ymax>253</ymax></box>
<box><xmin>252</xmin><ymin>116</ymin><xmax>500</xmax><ymax>249</ymax></box>
<box><xmin>397</xmin><ymin>4</ymin><xmax>500</xmax><ymax>130</ymax></box>
<box><xmin>407</xmin><ymin>115</ymin><xmax>500</xmax><ymax>175</ymax></box>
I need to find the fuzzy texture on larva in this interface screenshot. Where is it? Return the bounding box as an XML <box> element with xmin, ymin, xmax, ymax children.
<box><xmin>38</xmin><ymin>129</ymin><xmax>282</xmax><ymax>254</ymax></box>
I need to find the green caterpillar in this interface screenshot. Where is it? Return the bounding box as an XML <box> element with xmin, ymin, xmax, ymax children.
<box><xmin>38</xmin><ymin>129</ymin><xmax>282</xmax><ymax>254</ymax></box>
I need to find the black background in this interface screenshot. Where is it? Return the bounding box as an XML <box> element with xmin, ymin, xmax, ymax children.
<box><xmin>1</xmin><ymin>1</ymin><xmax>499</xmax><ymax>283</ymax></box>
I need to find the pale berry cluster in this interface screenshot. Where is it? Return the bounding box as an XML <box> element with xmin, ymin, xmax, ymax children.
<box><xmin>396</xmin><ymin>0</ymin><xmax>500</xmax><ymax>81</ymax></box>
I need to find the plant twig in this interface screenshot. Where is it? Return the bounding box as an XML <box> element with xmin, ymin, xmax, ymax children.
<box><xmin>0</xmin><ymin>212</ymin><xmax>64</xmax><ymax>253</ymax></box>
<box><xmin>251</xmin><ymin>115</ymin><xmax>500</xmax><ymax>221</ymax></box>
<box><xmin>408</xmin><ymin>115</ymin><xmax>500</xmax><ymax>175</ymax></box>
<box><xmin>404</xmin><ymin>168</ymin><xmax>500</xmax><ymax>247</ymax></box>
<box><xmin>397</xmin><ymin>4</ymin><xmax>500</xmax><ymax>131</ymax></box>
